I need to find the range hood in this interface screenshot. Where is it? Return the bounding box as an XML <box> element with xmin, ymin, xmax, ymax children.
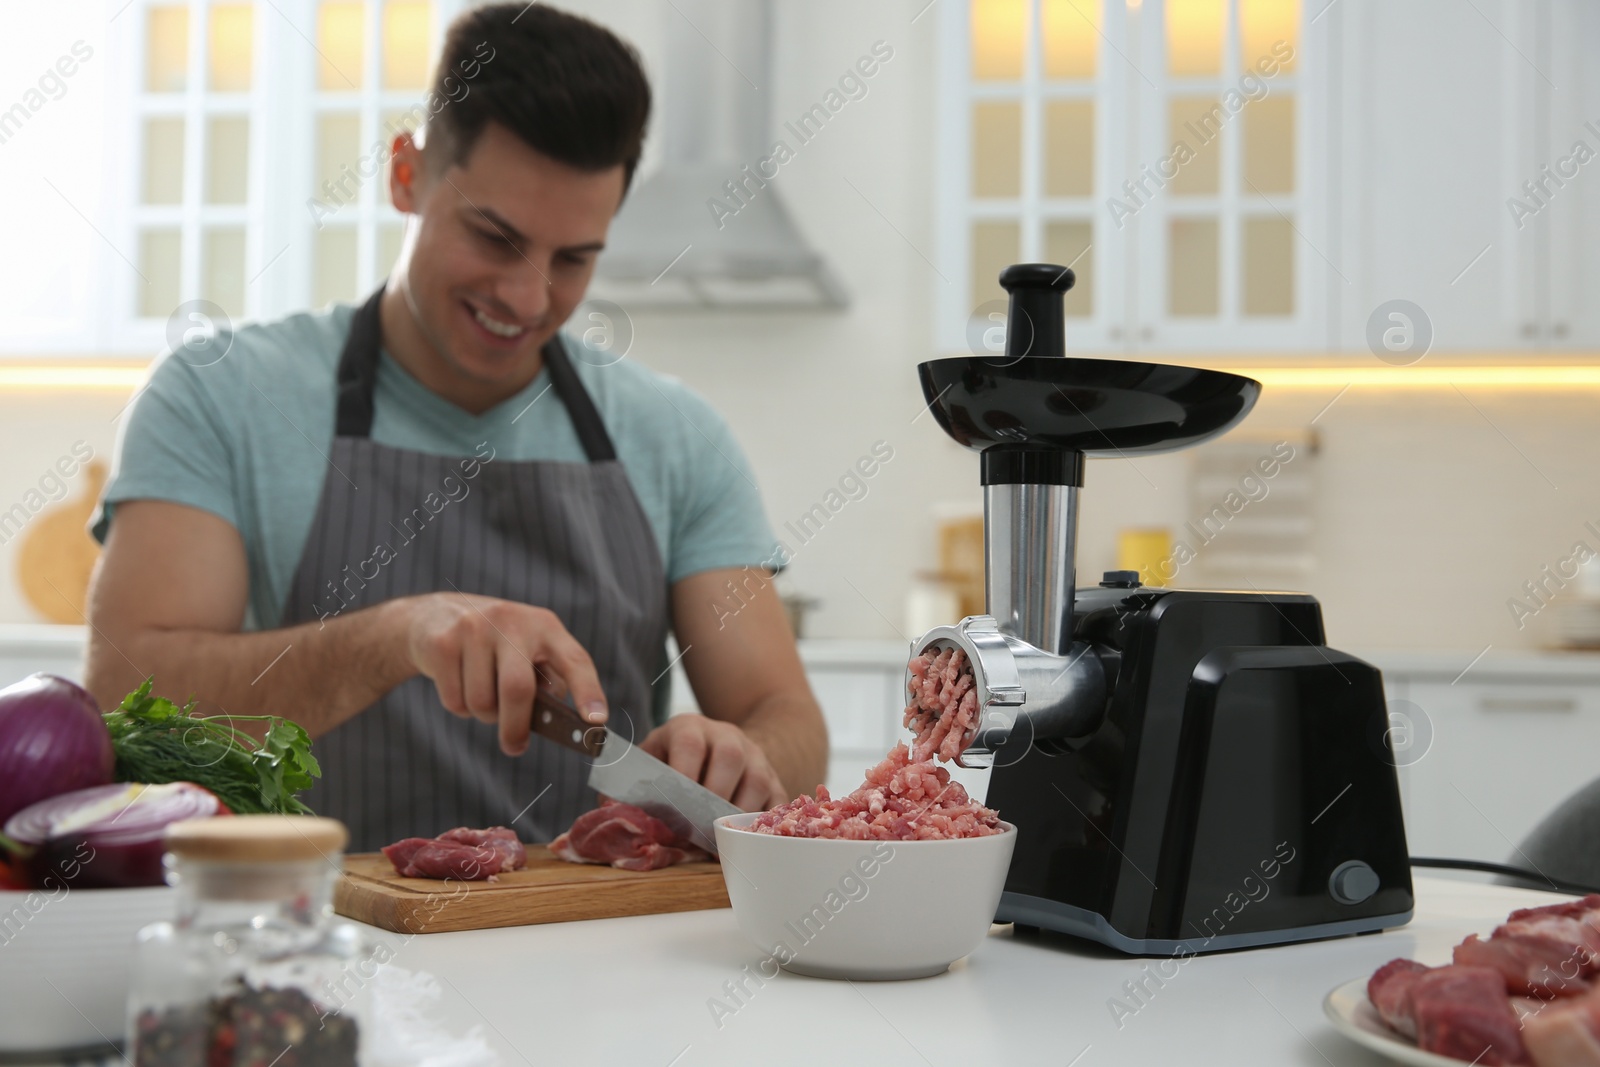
<box><xmin>593</xmin><ymin>0</ymin><xmax>847</xmax><ymax>310</ymax></box>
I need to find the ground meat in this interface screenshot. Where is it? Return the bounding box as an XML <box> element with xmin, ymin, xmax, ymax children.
<box><xmin>383</xmin><ymin>826</ymin><xmax>526</xmax><ymax>880</ymax></box>
<box><xmin>549</xmin><ymin>800</ymin><xmax>710</xmax><ymax>871</ymax></box>
<box><xmin>903</xmin><ymin>646</ymin><xmax>981</xmax><ymax>762</ymax></box>
<box><xmin>746</xmin><ymin>646</ymin><xmax>1002</xmax><ymax>841</ymax></box>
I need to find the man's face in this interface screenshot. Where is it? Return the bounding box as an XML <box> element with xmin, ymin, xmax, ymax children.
<box><xmin>389</xmin><ymin>122</ymin><xmax>625</xmax><ymax>388</ymax></box>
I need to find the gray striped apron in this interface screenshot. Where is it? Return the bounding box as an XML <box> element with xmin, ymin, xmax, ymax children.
<box><xmin>280</xmin><ymin>288</ymin><xmax>669</xmax><ymax>852</ymax></box>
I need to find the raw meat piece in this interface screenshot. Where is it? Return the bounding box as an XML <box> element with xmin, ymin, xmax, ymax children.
<box><xmin>1409</xmin><ymin>966</ymin><xmax>1530</xmax><ymax>1065</ymax></box>
<box><xmin>1454</xmin><ymin>894</ymin><xmax>1600</xmax><ymax>996</ymax></box>
<box><xmin>1522</xmin><ymin>986</ymin><xmax>1600</xmax><ymax>1067</ymax></box>
<box><xmin>745</xmin><ymin>646</ymin><xmax>1002</xmax><ymax>841</ymax></box>
<box><xmin>549</xmin><ymin>800</ymin><xmax>710</xmax><ymax>871</ymax></box>
<box><xmin>1369</xmin><ymin>958</ymin><xmax>1430</xmax><ymax>1039</ymax></box>
<box><xmin>382</xmin><ymin>825</ymin><xmax>528</xmax><ymax>880</ymax></box>
<box><xmin>438</xmin><ymin>826</ymin><xmax>527</xmax><ymax>871</ymax></box>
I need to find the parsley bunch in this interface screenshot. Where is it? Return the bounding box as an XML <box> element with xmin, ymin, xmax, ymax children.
<box><xmin>102</xmin><ymin>680</ymin><xmax>321</xmax><ymax>815</ymax></box>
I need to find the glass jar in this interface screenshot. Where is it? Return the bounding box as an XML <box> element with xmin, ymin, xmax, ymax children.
<box><xmin>127</xmin><ymin>816</ymin><xmax>369</xmax><ymax>1067</ymax></box>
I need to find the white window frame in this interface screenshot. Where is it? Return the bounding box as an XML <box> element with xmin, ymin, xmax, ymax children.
<box><xmin>935</xmin><ymin>0</ymin><xmax>1127</xmax><ymax>356</ymax></box>
<box><xmin>935</xmin><ymin>0</ymin><xmax>1326</xmax><ymax>356</ymax></box>
<box><xmin>106</xmin><ymin>0</ymin><xmax>462</xmax><ymax>354</ymax></box>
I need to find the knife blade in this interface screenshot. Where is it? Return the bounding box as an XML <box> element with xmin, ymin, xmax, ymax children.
<box><xmin>586</xmin><ymin>728</ymin><xmax>742</xmax><ymax>856</ymax></box>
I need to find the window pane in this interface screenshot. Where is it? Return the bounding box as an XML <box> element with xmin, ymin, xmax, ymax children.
<box><xmin>206</xmin><ymin>117</ymin><xmax>250</xmax><ymax>204</ymax></box>
<box><xmin>377</xmin><ymin>222</ymin><xmax>405</xmax><ymax>279</ymax></box>
<box><xmin>315</xmin><ymin>113</ymin><xmax>362</xmax><ymax>203</ymax></box>
<box><xmin>383</xmin><ymin>1</ymin><xmax>432</xmax><ymax>90</ymax></box>
<box><xmin>202</xmin><ymin>228</ymin><xmax>247</xmax><ymax>315</ymax></box>
<box><xmin>1168</xmin><ymin>218</ymin><xmax>1218</xmax><ymax>316</ymax></box>
<box><xmin>142</xmin><ymin>117</ymin><xmax>185</xmax><ymax>205</ymax></box>
<box><xmin>1243</xmin><ymin>95</ymin><xmax>1294</xmax><ymax>194</ymax></box>
<box><xmin>972</xmin><ymin>101</ymin><xmax>1022</xmax><ymax>198</ymax></box>
<box><xmin>1167</xmin><ymin>0</ymin><xmax>1223</xmax><ymax>77</ymax></box>
<box><xmin>1241</xmin><ymin>0</ymin><xmax>1298</xmax><ymax>73</ymax></box>
<box><xmin>1044</xmin><ymin>100</ymin><xmax>1093</xmax><ymax>197</ymax></box>
<box><xmin>1044</xmin><ymin>221</ymin><xmax>1093</xmax><ymax>318</ymax></box>
<box><xmin>970</xmin><ymin>221</ymin><xmax>1019</xmax><ymax>312</ymax></box>
<box><xmin>1242</xmin><ymin>217</ymin><xmax>1293</xmax><ymax>315</ymax></box>
<box><xmin>1042</xmin><ymin>0</ymin><xmax>1096</xmax><ymax>80</ymax></box>
<box><xmin>138</xmin><ymin>229</ymin><xmax>182</xmax><ymax>318</ymax></box>
<box><xmin>1167</xmin><ymin>97</ymin><xmax>1221</xmax><ymax>196</ymax></box>
<box><xmin>146</xmin><ymin>6</ymin><xmax>188</xmax><ymax>92</ymax></box>
<box><xmin>382</xmin><ymin>106</ymin><xmax>425</xmax><ymax>142</ymax></box>
<box><xmin>971</xmin><ymin>0</ymin><xmax>1025</xmax><ymax>81</ymax></box>
<box><xmin>313</xmin><ymin>228</ymin><xmax>359</xmax><ymax>307</ymax></box>
<box><xmin>209</xmin><ymin>4</ymin><xmax>253</xmax><ymax>91</ymax></box>
<box><xmin>318</xmin><ymin>2</ymin><xmax>365</xmax><ymax>90</ymax></box>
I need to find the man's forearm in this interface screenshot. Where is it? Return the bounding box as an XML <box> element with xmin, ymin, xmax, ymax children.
<box><xmin>740</xmin><ymin>690</ymin><xmax>830</xmax><ymax>799</ymax></box>
<box><xmin>87</xmin><ymin>598</ymin><xmax>419</xmax><ymax>739</ymax></box>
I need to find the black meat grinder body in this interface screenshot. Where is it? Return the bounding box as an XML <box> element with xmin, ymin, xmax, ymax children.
<box><xmin>914</xmin><ymin>264</ymin><xmax>1412</xmax><ymax>955</ymax></box>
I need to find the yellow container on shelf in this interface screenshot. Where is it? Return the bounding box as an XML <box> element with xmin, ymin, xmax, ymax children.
<box><xmin>1117</xmin><ymin>527</ymin><xmax>1173</xmax><ymax>588</ymax></box>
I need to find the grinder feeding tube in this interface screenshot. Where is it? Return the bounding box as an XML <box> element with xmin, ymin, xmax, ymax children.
<box><xmin>910</xmin><ymin>264</ymin><xmax>1414</xmax><ymax>954</ymax></box>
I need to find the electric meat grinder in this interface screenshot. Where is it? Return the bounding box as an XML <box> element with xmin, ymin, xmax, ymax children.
<box><xmin>913</xmin><ymin>264</ymin><xmax>1413</xmax><ymax>954</ymax></box>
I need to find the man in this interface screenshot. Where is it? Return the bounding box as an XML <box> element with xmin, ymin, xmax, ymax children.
<box><xmin>86</xmin><ymin>4</ymin><xmax>827</xmax><ymax>851</ymax></box>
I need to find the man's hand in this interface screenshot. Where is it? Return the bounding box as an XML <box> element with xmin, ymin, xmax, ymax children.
<box><xmin>403</xmin><ymin>591</ymin><xmax>607</xmax><ymax>756</ymax></box>
<box><xmin>639</xmin><ymin>715</ymin><xmax>789</xmax><ymax>813</ymax></box>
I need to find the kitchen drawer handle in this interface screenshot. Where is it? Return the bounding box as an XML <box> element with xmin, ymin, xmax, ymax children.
<box><xmin>1478</xmin><ymin>697</ymin><xmax>1579</xmax><ymax>713</ymax></box>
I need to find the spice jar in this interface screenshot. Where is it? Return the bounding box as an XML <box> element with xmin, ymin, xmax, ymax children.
<box><xmin>127</xmin><ymin>816</ymin><xmax>369</xmax><ymax>1067</ymax></box>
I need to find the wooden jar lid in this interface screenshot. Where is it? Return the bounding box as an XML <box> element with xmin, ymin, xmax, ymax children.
<box><xmin>165</xmin><ymin>815</ymin><xmax>348</xmax><ymax>862</ymax></box>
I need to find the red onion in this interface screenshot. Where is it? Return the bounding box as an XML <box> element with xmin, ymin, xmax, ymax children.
<box><xmin>0</xmin><ymin>673</ymin><xmax>113</xmax><ymax>826</ymax></box>
<box><xmin>5</xmin><ymin>781</ymin><xmax>220</xmax><ymax>888</ymax></box>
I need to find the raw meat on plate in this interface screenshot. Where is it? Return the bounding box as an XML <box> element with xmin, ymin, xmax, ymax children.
<box><xmin>1454</xmin><ymin>894</ymin><xmax>1600</xmax><ymax>997</ymax></box>
<box><xmin>1369</xmin><ymin>958</ymin><xmax>1430</xmax><ymax>1039</ymax></box>
<box><xmin>1521</xmin><ymin>986</ymin><xmax>1600</xmax><ymax>1066</ymax></box>
<box><xmin>1364</xmin><ymin>894</ymin><xmax>1600</xmax><ymax>1066</ymax></box>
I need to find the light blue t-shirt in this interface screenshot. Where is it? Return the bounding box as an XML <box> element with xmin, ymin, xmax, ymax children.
<box><xmin>94</xmin><ymin>303</ymin><xmax>781</xmax><ymax>631</ymax></box>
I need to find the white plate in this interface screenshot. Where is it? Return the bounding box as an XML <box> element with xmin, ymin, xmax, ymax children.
<box><xmin>1323</xmin><ymin>976</ymin><xmax>1479</xmax><ymax>1067</ymax></box>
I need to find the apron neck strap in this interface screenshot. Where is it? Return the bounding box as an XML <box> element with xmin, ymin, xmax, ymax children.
<box><xmin>334</xmin><ymin>286</ymin><xmax>618</xmax><ymax>463</ymax></box>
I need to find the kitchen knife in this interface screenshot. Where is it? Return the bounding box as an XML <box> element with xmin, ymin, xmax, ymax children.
<box><xmin>528</xmin><ymin>690</ymin><xmax>741</xmax><ymax>856</ymax></box>
<box><xmin>586</xmin><ymin>728</ymin><xmax>742</xmax><ymax>857</ymax></box>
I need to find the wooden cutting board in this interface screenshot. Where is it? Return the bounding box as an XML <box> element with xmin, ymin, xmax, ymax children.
<box><xmin>335</xmin><ymin>850</ymin><xmax>731</xmax><ymax>934</ymax></box>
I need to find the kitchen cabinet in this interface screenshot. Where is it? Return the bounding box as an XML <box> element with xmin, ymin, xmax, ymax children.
<box><xmin>1396</xmin><ymin>673</ymin><xmax>1600</xmax><ymax>864</ymax></box>
<box><xmin>1335</xmin><ymin>0</ymin><xmax>1600</xmax><ymax>352</ymax></box>
<box><xmin>0</xmin><ymin>624</ymin><xmax>86</xmax><ymax>688</ymax></box>
<box><xmin>939</xmin><ymin>0</ymin><xmax>1600</xmax><ymax>357</ymax></box>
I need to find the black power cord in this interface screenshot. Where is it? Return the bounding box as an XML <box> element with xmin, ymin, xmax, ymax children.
<box><xmin>1410</xmin><ymin>856</ymin><xmax>1600</xmax><ymax>897</ymax></box>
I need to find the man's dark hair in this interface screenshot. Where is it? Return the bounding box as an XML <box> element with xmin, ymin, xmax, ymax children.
<box><xmin>426</xmin><ymin>4</ymin><xmax>651</xmax><ymax>192</ymax></box>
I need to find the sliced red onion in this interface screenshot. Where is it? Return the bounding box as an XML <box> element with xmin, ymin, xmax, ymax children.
<box><xmin>5</xmin><ymin>781</ymin><xmax>221</xmax><ymax>889</ymax></box>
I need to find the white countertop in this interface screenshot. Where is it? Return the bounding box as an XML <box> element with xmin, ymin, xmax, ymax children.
<box><xmin>345</xmin><ymin>874</ymin><xmax>1565</xmax><ymax>1067</ymax></box>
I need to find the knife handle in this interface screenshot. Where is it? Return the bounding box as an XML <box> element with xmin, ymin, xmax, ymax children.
<box><xmin>530</xmin><ymin>689</ymin><xmax>606</xmax><ymax>757</ymax></box>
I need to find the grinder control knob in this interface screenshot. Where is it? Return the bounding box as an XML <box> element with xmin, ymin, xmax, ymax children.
<box><xmin>1328</xmin><ymin>860</ymin><xmax>1380</xmax><ymax>905</ymax></box>
<box><xmin>1100</xmin><ymin>570</ymin><xmax>1142</xmax><ymax>588</ymax></box>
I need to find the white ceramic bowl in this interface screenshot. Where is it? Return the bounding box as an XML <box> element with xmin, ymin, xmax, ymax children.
<box><xmin>713</xmin><ymin>813</ymin><xmax>1016</xmax><ymax>980</ymax></box>
<box><xmin>0</xmin><ymin>885</ymin><xmax>176</xmax><ymax>1055</ymax></box>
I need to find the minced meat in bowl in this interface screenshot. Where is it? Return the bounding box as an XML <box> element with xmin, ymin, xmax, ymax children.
<box><xmin>713</xmin><ymin>646</ymin><xmax>1017</xmax><ymax>980</ymax></box>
